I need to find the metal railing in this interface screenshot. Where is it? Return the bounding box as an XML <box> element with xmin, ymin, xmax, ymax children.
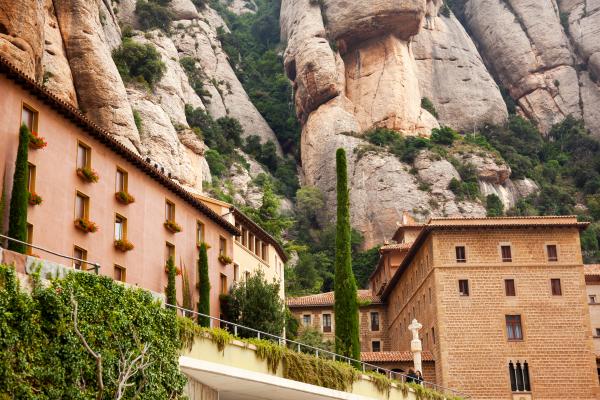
<box><xmin>0</xmin><ymin>234</ymin><xmax>101</xmax><ymax>274</ymax></box>
<box><xmin>168</xmin><ymin>304</ymin><xmax>470</xmax><ymax>399</ymax></box>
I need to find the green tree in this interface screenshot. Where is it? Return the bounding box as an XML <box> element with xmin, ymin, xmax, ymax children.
<box><xmin>352</xmin><ymin>246</ymin><xmax>381</xmax><ymax>289</ymax></box>
<box><xmin>431</xmin><ymin>126</ymin><xmax>457</xmax><ymax>145</ymax></box>
<box><xmin>243</xmin><ymin>179</ymin><xmax>293</xmax><ymax>242</ymax></box>
<box><xmin>228</xmin><ymin>270</ymin><xmax>285</xmax><ymax>336</ymax></box>
<box><xmin>112</xmin><ymin>38</ymin><xmax>166</xmax><ymax>88</ymax></box>
<box><xmin>333</xmin><ymin>148</ymin><xmax>360</xmax><ymax>360</ymax></box>
<box><xmin>165</xmin><ymin>256</ymin><xmax>177</xmax><ymax>307</ymax></box>
<box><xmin>7</xmin><ymin>125</ymin><xmax>30</xmax><ymax>253</ymax></box>
<box><xmin>197</xmin><ymin>243</ymin><xmax>211</xmax><ymax>327</ymax></box>
<box><xmin>135</xmin><ymin>0</ymin><xmax>173</xmax><ymax>31</ymax></box>
<box><xmin>486</xmin><ymin>194</ymin><xmax>504</xmax><ymax>217</ymax></box>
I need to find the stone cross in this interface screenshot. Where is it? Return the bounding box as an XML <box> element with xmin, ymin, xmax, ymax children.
<box><xmin>408</xmin><ymin>319</ymin><xmax>423</xmax><ymax>374</ymax></box>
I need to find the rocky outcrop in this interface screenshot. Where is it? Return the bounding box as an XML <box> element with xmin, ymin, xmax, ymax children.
<box><xmin>223</xmin><ymin>0</ymin><xmax>258</xmax><ymax>15</ymax></box>
<box><xmin>41</xmin><ymin>0</ymin><xmax>78</xmax><ymax>105</ymax></box>
<box><xmin>53</xmin><ymin>0</ymin><xmax>141</xmax><ymax>153</ymax></box>
<box><xmin>0</xmin><ymin>0</ymin><xmax>44</xmax><ymax>80</ymax></box>
<box><xmin>413</xmin><ymin>13</ymin><xmax>508</xmax><ymax>131</ymax></box>
<box><xmin>458</xmin><ymin>0</ymin><xmax>600</xmax><ymax>136</ymax></box>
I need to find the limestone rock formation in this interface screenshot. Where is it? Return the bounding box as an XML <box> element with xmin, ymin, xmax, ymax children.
<box><xmin>0</xmin><ymin>0</ymin><xmax>44</xmax><ymax>80</ymax></box>
<box><xmin>224</xmin><ymin>0</ymin><xmax>258</xmax><ymax>15</ymax></box>
<box><xmin>53</xmin><ymin>0</ymin><xmax>141</xmax><ymax>153</ymax></box>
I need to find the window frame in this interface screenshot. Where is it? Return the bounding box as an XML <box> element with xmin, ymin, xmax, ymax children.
<box><xmin>115</xmin><ymin>167</ymin><xmax>128</xmax><ymax>193</ymax></box>
<box><xmin>165</xmin><ymin>242</ymin><xmax>175</xmax><ymax>264</ymax></box>
<box><xmin>220</xmin><ymin>273</ymin><xmax>228</xmax><ymax>294</ymax></box>
<box><xmin>590</xmin><ymin>295</ymin><xmax>597</xmax><ymax>304</ymax></box>
<box><xmin>370</xmin><ymin>311</ymin><xmax>380</xmax><ymax>332</ymax></box>
<box><xmin>114</xmin><ymin>264</ymin><xmax>126</xmax><ymax>282</ymax></box>
<box><xmin>76</xmin><ymin>140</ymin><xmax>91</xmax><ymax>170</ymax></box>
<box><xmin>114</xmin><ymin>214</ymin><xmax>127</xmax><ymax>241</ymax></box>
<box><xmin>322</xmin><ymin>313</ymin><xmax>332</xmax><ymax>333</ymax></box>
<box><xmin>74</xmin><ymin>191</ymin><xmax>90</xmax><ymax>220</ymax></box>
<box><xmin>371</xmin><ymin>340</ymin><xmax>381</xmax><ymax>353</ymax></box>
<box><xmin>458</xmin><ymin>279</ymin><xmax>470</xmax><ymax>296</ymax></box>
<box><xmin>506</xmin><ymin>315</ymin><xmax>523</xmax><ymax>341</ymax></box>
<box><xmin>455</xmin><ymin>245</ymin><xmax>467</xmax><ymax>263</ymax></box>
<box><xmin>551</xmin><ymin>278</ymin><xmax>562</xmax><ymax>296</ymax></box>
<box><xmin>197</xmin><ymin>221</ymin><xmax>205</xmax><ymax>245</ymax></box>
<box><xmin>595</xmin><ymin>328</ymin><xmax>600</xmax><ymax>337</ymax></box>
<box><xmin>505</xmin><ymin>279</ymin><xmax>516</xmax><ymax>296</ymax></box>
<box><xmin>165</xmin><ymin>199</ymin><xmax>176</xmax><ymax>222</ymax></box>
<box><xmin>302</xmin><ymin>314</ymin><xmax>312</xmax><ymax>327</ymax></box>
<box><xmin>27</xmin><ymin>162</ymin><xmax>36</xmax><ymax>193</ymax></box>
<box><xmin>500</xmin><ymin>244</ymin><xmax>513</xmax><ymax>262</ymax></box>
<box><xmin>546</xmin><ymin>244</ymin><xmax>558</xmax><ymax>262</ymax></box>
<box><xmin>219</xmin><ymin>236</ymin><xmax>227</xmax><ymax>256</ymax></box>
<box><xmin>73</xmin><ymin>246</ymin><xmax>88</xmax><ymax>271</ymax></box>
<box><xmin>21</xmin><ymin>103</ymin><xmax>38</xmax><ymax>133</ymax></box>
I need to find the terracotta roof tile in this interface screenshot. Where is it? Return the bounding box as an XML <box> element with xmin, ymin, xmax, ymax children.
<box><xmin>287</xmin><ymin>290</ymin><xmax>380</xmax><ymax>307</ymax></box>
<box><xmin>361</xmin><ymin>351</ymin><xmax>435</xmax><ymax>363</ymax></box>
<box><xmin>380</xmin><ymin>242</ymin><xmax>412</xmax><ymax>251</ymax></box>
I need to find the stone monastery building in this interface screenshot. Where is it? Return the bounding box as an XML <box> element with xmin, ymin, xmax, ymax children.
<box><xmin>289</xmin><ymin>213</ymin><xmax>600</xmax><ymax>399</ymax></box>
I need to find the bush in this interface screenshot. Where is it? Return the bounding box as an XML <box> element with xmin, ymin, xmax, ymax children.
<box><xmin>421</xmin><ymin>97</ymin><xmax>439</xmax><ymax>118</ymax></box>
<box><xmin>205</xmin><ymin>149</ymin><xmax>228</xmax><ymax>178</ymax></box>
<box><xmin>431</xmin><ymin>126</ymin><xmax>457</xmax><ymax>145</ymax></box>
<box><xmin>135</xmin><ymin>0</ymin><xmax>173</xmax><ymax>31</ymax></box>
<box><xmin>112</xmin><ymin>38</ymin><xmax>166</xmax><ymax>88</ymax></box>
<box><xmin>180</xmin><ymin>56</ymin><xmax>212</xmax><ymax>100</ymax></box>
<box><xmin>486</xmin><ymin>194</ymin><xmax>504</xmax><ymax>217</ymax></box>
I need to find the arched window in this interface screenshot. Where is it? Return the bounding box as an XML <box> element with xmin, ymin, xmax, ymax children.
<box><xmin>509</xmin><ymin>360</ymin><xmax>531</xmax><ymax>392</ymax></box>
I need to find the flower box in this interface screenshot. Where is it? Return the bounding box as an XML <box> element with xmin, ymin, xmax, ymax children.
<box><xmin>115</xmin><ymin>191</ymin><xmax>135</xmax><ymax>205</ymax></box>
<box><xmin>114</xmin><ymin>239</ymin><xmax>134</xmax><ymax>252</ymax></box>
<box><xmin>28</xmin><ymin>132</ymin><xmax>47</xmax><ymax>149</ymax></box>
<box><xmin>164</xmin><ymin>265</ymin><xmax>182</xmax><ymax>276</ymax></box>
<box><xmin>74</xmin><ymin>218</ymin><xmax>98</xmax><ymax>233</ymax></box>
<box><xmin>28</xmin><ymin>192</ymin><xmax>43</xmax><ymax>206</ymax></box>
<box><xmin>77</xmin><ymin>167</ymin><xmax>99</xmax><ymax>183</ymax></box>
<box><xmin>218</xmin><ymin>254</ymin><xmax>233</xmax><ymax>265</ymax></box>
<box><xmin>164</xmin><ymin>220</ymin><xmax>182</xmax><ymax>233</ymax></box>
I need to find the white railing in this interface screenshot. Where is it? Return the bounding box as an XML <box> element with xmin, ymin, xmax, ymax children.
<box><xmin>167</xmin><ymin>304</ymin><xmax>470</xmax><ymax>399</ymax></box>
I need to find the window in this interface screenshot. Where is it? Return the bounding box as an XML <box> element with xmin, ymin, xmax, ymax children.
<box><xmin>114</xmin><ymin>265</ymin><xmax>126</xmax><ymax>282</ymax></box>
<box><xmin>21</xmin><ymin>104</ymin><xmax>37</xmax><ymax>132</ymax></box>
<box><xmin>322</xmin><ymin>313</ymin><xmax>332</xmax><ymax>333</ymax></box>
<box><xmin>509</xmin><ymin>361</ymin><xmax>531</xmax><ymax>392</ymax></box>
<box><xmin>75</xmin><ymin>192</ymin><xmax>89</xmax><ymax>219</ymax></box>
<box><xmin>590</xmin><ymin>295</ymin><xmax>597</xmax><ymax>304</ymax></box>
<box><xmin>547</xmin><ymin>244</ymin><xmax>558</xmax><ymax>262</ymax></box>
<box><xmin>262</xmin><ymin>243</ymin><xmax>268</xmax><ymax>261</ymax></box>
<box><xmin>241</xmin><ymin>227</ymin><xmax>247</xmax><ymax>246</ymax></box>
<box><xmin>26</xmin><ymin>223</ymin><xmax>33</xmax><ymax>255</ymax></box>
<box><xmin>27</xmin><ymin>163</ymin><xmax>36</xmax><ymax>192</ymax></box>
<box><xmin>370</xmin><ymin>312</ymin><xmax>380</xmax><ymax>331</ymax></box>
<box><xmin>165</xmin><ymin>199</ymin><xmax>175</xmax><ymax>222</ymax></box>
<box><xmin>114</xmin><ymin>215</ymin><xmax>126</xmax><ymax>241</ymax></box>
<box><xmin>302</xmin><ymin>314</ymin><xmax>311</xmax><ymax>327</ymax></box>
<box><xmin>506</xmin><ymin>315</ymin><xmax>523</xmax><ymax>340</ymax></box>
<box><xmin>551</xmin><ymin>279</ymin><xmax>562</xmax><ymax>296</ymax></box>
<box><xmin>220</xmin><ymin>273</ymin><xmax>228</xmax><ymax>294</ymax></box>
<box><xmin>165</xmin><ymin>242</ymin><xmax>175</xmax><ymax>264</ymax></box>
<box><xmin>234</xmin><ymin>264</ymin><xmax>239</xmax><ymax>282</ymax></box>
<box><xmin>73</xmin><ymin>246</ymin><xmax>87</xmax><ymax>270</ymax></box>
<box><xmin>372</xmin><ymin>341</ymin><xmax>381</xmax><ymax>352</ymax></box>
<box><xmin>459</xmin><ymin>279</ymin><xmax>469</xmax><ymax>296</ymax></box>
<box><xmin>501</xmin><ymin>245</ymin><xmax>512</xmax><ymax>262</ymax></box>
<box><xmin>432</xmin><ymin>327</ymin><xmax>436</xmax><ymax>344</ymax></box>
<box><xmin>76</xmin><ymin>142</ymin><xmax>91</xmax><ymax>169</ymax></box>
<box><xmin>455</xmin><ymin>246</ymin><xmax>466</xmax><ymax>263</ymax></box>
<box><xmin>249</xmin><ymin>234</ymin><xmax>255</xmax><ymax>252</ymax></box>
<box><xmin>255</xmin><ymin>238</ymin><xmax>261</xmax><ymax>257</ymax></box>
<box><xmin>219</xmin><ymin>237</ymin><xmax>227</xmax><ymax>256</ymax></box>
<box><xmin>115</xmin><ymin>168</ymin><xmax>128</xmax><ymax>193</ymax></box>
<box><xmin>235</xmin><ymin>223</ymin><xmax>241</xmax><ymax>242</ymax></box>
<box><xmin>595</xmin><ymin>328</ymin><xmax>600</xmax><ymax>337</ymax></box>
<box><xmin>505</xmin><ymin>279</ymin><xmax>516</xmax><ymax>296</ymax></box>
<box><xmin>197</xmin><ymin>221</ymin><xmax>205</xmax><ymax>244</ymax></box>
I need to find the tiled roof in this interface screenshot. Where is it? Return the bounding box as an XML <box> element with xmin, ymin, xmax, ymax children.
<box><xmin>585</xmin><ymin>264</ymin><xmax>600</xmax><ymax>276</ymax></box>
<box><xmin>287</xmin><ymin>290</ymin><xmax>381</xmax><ymax>307</ymax></box>
<box><xmin>428</xmin><ymin>215</ymin><xmax>588</xmax><ymax>228</ymax></box>
<box><xmin>361</xmin><ymin>351</ymin><xmax>435</xmax><ymax>363</ymax></box>
<box><xmin>380</xmin><ymin>242</ymin><xmax>412</xmax><ymax>251</ymax></box>
<box><xmin>0</xmin><ymin>55</ymin><xmax>240</xmax><ymax>236</ymax></box>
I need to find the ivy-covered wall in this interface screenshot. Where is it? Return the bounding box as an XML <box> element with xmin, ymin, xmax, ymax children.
<box><xmin>0</xmin><ymin>264</ymin><xmax>186</xmax><ymax>399</ymax></box>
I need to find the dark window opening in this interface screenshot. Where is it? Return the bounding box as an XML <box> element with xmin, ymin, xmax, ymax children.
<box><xmin>459</xmin><ymin>279</ymin><xmax>469</xmax><ymax>296</ymax></box>
<box><xmin>551</xmin><ymin>279</ymin><xmax>562</xmax><ymax>296</ymax></box>
<box><xmin>505</xmin><ymin>279</ymin><xmax>516</xmax><ymax>296</ymax></box>
<box><xmin>501</xmin><ymin>245</ymin><xmax>512</xmax><ymax>262</ymax></box>
<box><xmin>509</xmin><ymin>361</ymin><xmax>531</xmax><ymax>392</ymax></box>
<box><xmin>455</xmin><ymin>246</ymin><xmax>466</xmax><ymax>263</ymax></box>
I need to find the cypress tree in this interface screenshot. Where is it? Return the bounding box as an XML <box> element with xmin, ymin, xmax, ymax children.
<box><xmin>197</xmin><ymin>243</ymin><xmax>211</xmax><ymax>326</ymax></box>
<box><xmin>165</xmin><ymin>256</ymin><xmax>177</xmax><ymax>307</ymax></box>
<box><xmin>7</xmin><ymin>125</ymin><xmax>30</xmax><ymax>254</ymax></box>
<box><xmin>333</xmin><ymin>148</ymin><xmax>360</xmax><ymax>360</ymax></box>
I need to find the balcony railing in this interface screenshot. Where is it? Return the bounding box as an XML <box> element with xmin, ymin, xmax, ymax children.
<box><xmin>0</xmin><ymin>234</ymin><xmax>101</xmax><ymax>273</ymax></box>
<box><xmin>167</xmin><ymin>303</ymin><xmax>470</xmax><ymax>399</ymax></box>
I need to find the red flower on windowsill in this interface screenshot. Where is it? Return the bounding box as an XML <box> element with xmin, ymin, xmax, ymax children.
<box><xmin>164</xmin><ymin>220</ymin><xmax>182</xmax><ymax>233</ymax></box>
<box><xmin>77</xmin><ymin>167</ymin><xmax>99</xmax><ymax>183</ymax></box>
<box><xmin>218</xmin><ymin>254</ymin><xmax>233</xmax><ymax>265</ymax></box>
<box><xmin>114</xmin><ymin>239</ymin><xmax>134</xmax><ymax>252</ymax></box>
<box><xmin>29</xmin><ymin>132</ymin><xmax>47</xmax><ymax>149</ymax></box>
<box><xmin>28</xmin><ymin>192</ymin><xmax>43</xmax><ymax>206</ymax></box>
<box><xmin>115</xmin><ymin>191</ymin><xmax>135</xmax><ymax>205</ymax></box>
<box><xmin>74</xmin><ymin>218</ymin><xmax>98</xmax><ymax>233</ymax></box>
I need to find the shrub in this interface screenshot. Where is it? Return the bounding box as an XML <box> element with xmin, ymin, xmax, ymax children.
<box><xmin>218</xmin><ymin>254</ymin><xmax>233</xmax><ymax>265</ymax></box>
<box><xmin>205</xmin><ymin>149</ymin><xmax>228</xmax><ymax>178</ymax></box>
<box><xmin>133</xmin><ymin>109</ymin><xmax>143</xmax><ymax>132</ymax></box>
<box><xmin>164</xmin><ymin>219</ymin><xmax>182</xmax><ymax>233</ymax></box>
<box><xmin>28</xmin><ymin>131</ymin><xmax>47</xmax><ymax>149</ymax></box>
<box><xmin>421</xmin><ymin>97</ymin><xmax>439</xmax><ymax>118</ymax></box>
<box><xmin>115</xmin><ymin>190</ymin><xmax>135</xmax><ymax>204</ymax></box>
<box><xmin>76</xmin><ymin>166</ymin><xmax>99</xmax><ymax>183</ymax></box>
<box><xmin>135</xmin><ymin>0</ymin><xmax>173</xmax><ymax>31</ymax></box>
<box><xmin>112</xmin><ymin>38</ymin><xmax>166</xmax><ymax>88</ymax></box>
<box><xmin>180</xmin><ymin>56</ymin><xmax>212</xmax><ymax>100</ymax></box>
<box><xmin>431</xmin><ymin>126</ymin><xmax>457</xmax><ymax>145</ymax></box>
<box><xmin>74</xmin><ymin>218</ymin><xmax>98</xmax><ymax>233</ymax></box>
<box><xmin>486</xmin><ymin>194</ymin><xmax>504</xmax><ymax>217</ymax></box>
<box><xmin>28</xmin><ymin>192</ymin><xmax>42</xmax><ymax>206</ymax></box>
<box><xmin>7</xmin><ymin>125</ymin><xmax>30</xmax><ymax>253</ymax></box>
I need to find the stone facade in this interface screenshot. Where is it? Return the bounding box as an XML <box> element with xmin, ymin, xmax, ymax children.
<box><xmin>288</xmin><ymin>216</ymin><xmax>599</xmax><ymax>399</ymax></box>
